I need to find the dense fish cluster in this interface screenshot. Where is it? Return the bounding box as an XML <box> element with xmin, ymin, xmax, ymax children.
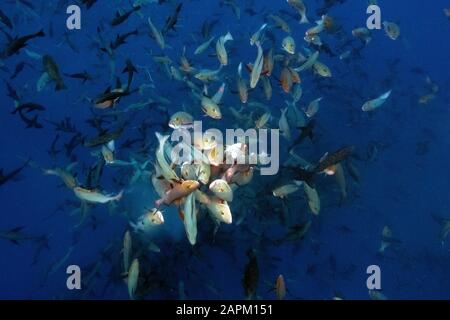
<box><xmin>0</xmin><ymin>0</ymin><xmax>449</xmax><ymax>300</ymax></box>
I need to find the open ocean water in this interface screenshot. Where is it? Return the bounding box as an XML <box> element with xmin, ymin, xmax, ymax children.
<box><xmin>0</xmin><ymin>0</ymin><xmax>449</xmax><ymax>300</ymax></box>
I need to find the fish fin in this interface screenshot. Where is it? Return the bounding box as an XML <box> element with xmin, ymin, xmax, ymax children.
<box><xmin>10</xmin><ymin>239</ymin><xmax>20</xmax><ymax>245</ymax></box>
<box><xmin>10</xmin><ymin>226</ymin><xmax>25</xmax><ymax>233</ymax></box>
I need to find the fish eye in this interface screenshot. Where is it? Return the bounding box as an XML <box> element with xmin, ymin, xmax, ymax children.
<box><xmin>220</xmin><ymin>211</ymin><xmax>225</xmax><ymax>216</ymax></box>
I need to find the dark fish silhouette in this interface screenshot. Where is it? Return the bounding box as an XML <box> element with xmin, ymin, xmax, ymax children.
<box><xmin>122</xmin><ymin>59</ymin><xmax>138</xmax><ymax>89</ymax></box>
<box><xmin>162</xmin><ymin>3</ymin><xmax>183</xmax><ymax>35</ymax></box>
<box><xmin>82</xmin><ymin>0</ymin><xmax>98</xmax><ymax>9</ymax></box>
<box><xmin>18</xmin><ymin>112</ymin><xmax>43</xmax><ymax>129</ymax></box>
<box><xmin>64</xmin><ymin>71</ymin><xmax>92</xmax><ymax>83</ymax></box>
<box><xmin>0</xmin><ymin>9</ymin><xmax>13</xmax><ymax>29</ymax></box>
<box><xmin>0</xmin><ymin>160</ymin><xmax>29</xmax><ymax>187</ymax></box>
<box><xmin>3</xmin><ymin>29</ymin><xmax>45</xmax><ymax>57</ymax></box>
<box><xmin>242</xmin><ymin>249</ymin><xmax>259</xmax><ymax>299</ymax></box>
<box><xmin>111</xmin><ymin>29</ymin><xmax>138</xmax><ymax>50</ymax></box>
<box><xmin>43</xmin><ymin>54</ymin><xmax>67</xmax><ymax>91</ymax></box>
<box><xmin>111</xmin><ymin>6</ymin><xmax>141</xmax><ymax>26</ymax></box>
<box><xmin>286</xmin><ymin>146</ymin><xmax>355</xmax><ymax>187</ymax></box>
<box><xmin>288</xmin><ymin>119</ymin><xmax>316</xmax><ymax>153</ymax></box>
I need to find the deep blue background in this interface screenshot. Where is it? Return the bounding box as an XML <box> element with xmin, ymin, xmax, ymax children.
<box><xmin>0</xmin><ymin>0</ymin><xmax>449</xmax><ymax>299</ymax></box>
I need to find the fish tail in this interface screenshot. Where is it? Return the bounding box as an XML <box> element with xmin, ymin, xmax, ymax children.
<box><xmin>36</xmin><ymin>29</ymin><xmax>45</xmax><ymax>37</ymax></box>
<box><xmin>114</xmin><ymin>190</ymin><xmax>124</xmax><ymax>202</ymax></box>
<box><xmin>300</xmin><ymin>14</ymin><xmax>309</xmax><ymax>24</ymax></box>
<box><xmin>224</xmin><ymin>31</ymin><xmax>233</xmax><ymax>42</ymax></box>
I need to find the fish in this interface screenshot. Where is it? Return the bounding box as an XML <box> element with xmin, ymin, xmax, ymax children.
<box><xmin>4</xmin><ymin>29</ymin><xmax>45</xmax><ymax>57</ymax></box>
<box><xmin>250</xmin><ymin>23</ymin><xmax>267</xmax><ymax>46</ymax></box>
<box><xmin>383</xmin><ymin>21</ymin><xmax>400</xmax><ymax>40</ymax></box>
<box><xmin>64</xmin><ymin>71</ymin><xmax>92</xmax><ymax>83</ymax></box>
<box><xmin>169</xmin><ymin>111</ymin><xmax>194</xmax><ymax>129</ymax></box>
<box><xmin>237</xmin><ymin>63</ymin><xmax>249</xmax><ymax>103</ymax></box>
<box><xmin>201</xmin><ymin>83</ymin><xmax>225</xmax><ymax>119</ymax></box>
<box><xmin>82</xmin><ymin>0</ymin><xmax>98</xmax><ymax>9</ymax></box>
<box><xmin>111</xmin><ymin>29</ymin><xmax>138</xmax><ymax>50</ymax></box>
<box><xmin>148</xmin><ymin>17</ymin><xmax>165</xmax><ymax>49</ymax></box>
<box><xmin>281</xmin><ymin>36</ymin><xmax>296</xmax><ymax>54</ymax></box>
<box><xmin>312</xmin><ymin>61</ymin><xmax>332</xmax><ymax>77</ymax></box>
<box><xmin>155</xmin><ymin>180</ymin><xmax>200</xmax><ymax>207</ymax></box>
<box><xmin>128</xmin><ymin>259</ymin><xmax>139</xmax><ymax>300</ymax></box>
<box><xmin>43</xmin><ymin>55</ymin><xmax>67</xmax><ymax>91</ymax></box>
<box><xmin>268</xmin><ymin>14</ymin><xmax>291</xmax><ymax>33</ymax></box>
<box><xmin>10</xmin><ymin>61</ymin><xmax>29</xmax><ymax>79</ymax></box>
<box><xmin>194</xmin><ymin>36</ymin><xmax>216</xmax><ymax>55</ymax></box>
<box><xmin>276</xmin><ymin>275</ymin><xmax>286</xmax><ymax>300</ymax></box>
<box><xmin>11</xmin><ymin>103</ymin><xmax>45</xmax><ymax>115</ymax></box>
<box><xmin>276</xmin><ymin>221</ymin><xmax>311</xmax><ymax>244</ymax></box>
<box><xmin>162</xmin><ymin>3</ymin><xmax>183</xmax><ymax>35</ymax></box>
<box><xmin>305</xmin><ymin>16</ymin><xmax>326</xmax><ymax>37</ymax></box>
<box><xmin>92</xmin><ymin>88</ymin><xmax>137</xmax><ymax>109</ymax></box>
<box><xmin>123</xmin><ymin>231</ymin><xmax>132</xmax><ymax>273</ymax></box>
<box><xmin>182</xmin><ymin>193</ymin><xmax>197</xmax><ymax>245</ymax></box>
<box><xmin>17</xmin><ymin>111</ymin><xmax>43</xmax><ymax>129</ymax></box>
<box><xmin>73</xmin><ymin>187</ymin><xmax>123</xmax><ymax>204</ymax></box>
<box><xmin>155</xmin><ymin>132</ymin><xmax>180</xmax><ymax>181</ymax></box>
<box><xmin>242</xmin><ymin>249</ymin><xmax>259</xmax><ymax>299</ymax></box>
<box><xmin>206</xmin><ymin>196</ymin><xmax>232</xmax><ymax>224</ymax></box>
<box><xmin>352</xmin><ymin>27</ymin><xmax>371</xmax><ymax>45</ymax></box>
<box><xmin>0</xmin><ymin>9</ymin><xmax>13</xmax><ymax>29</ymax></box>
<box><xmin>43</xmin><ymin>164</ymin><xmax>78</xmax><ymax>189</ymax></box>
<box><xmin>280</xmin><ymin>67</ymin><xmax>293</xmax><ymax>93</ymax></box>
<box><xmin>216</xmin><ymin>32</ymin><xmax>233</xmax><ymax>66</ymax></box>
<box><xmin>255</xmin><ymin>112</ymin><xmax>271</xmax><ymax>129</ymax></box>
<box><xmin>273</xmin><ymin>183</ymin><xmax>299</xmax><ymax>198</ymax></box>
<box><xmin>334</xmin><ymin>163</ymin><xmax>347</xmax><ymax>200</ymax></box>
<box><xmin>293</xmin><ymin>51</ymin><xmax>319</xmax><ymax>72</ymax></box>
<box><xmin>221</xmin><ymin>0</ymin><xmax>240</xmax><ymax>20</ymax></box>
<box><xmin>194</xmin><ymin>66</ymin><xmax>222</xmax><ymax>82</ymax></box>
<box><xmin>286</xmin><ymin>0</ymin><xmax>309</xmax><ymax>24</ymax></box>
<box><xmin>303</xmin><ymin>183</ymin><xmax>320</xmax><ymax>215</ymax></box>
<box><xmin>261</xmin><ymin>77</ymin><xmax>272</xmax><ymax>101</ymax></box>
<box><xmin>279</xmin><ymin>107</ymin><xmax>291</xmax><ymax>140</ymax></box>
<box><xmin>262</xmin><ymin>48</ymin><xmax>274</xmax><ymax>76</ymax></box>
<box><xmin>287</xmin><ymin>146</ymin><xmax>355</xmax><ymax>187</ymax></box>
<box><xmin>130</xmin><ymin>208</ymin><xmax>165</xmax><ymax>233</ymax></box>
<box><xmin>111</xmin><ymin>6</ymin><xmax>141</xmax><ymax>26</ymax></box>
<box><xmin>250</xmin><ymin>42</ymin><xmax>264</xmax><ymax>88</ymax></box>
<box><xmin>304</xmin><ymin>97</ymin><xmax>323</xmax><ymax>118</ymax></box>
<box><xmin>209</xmin><ymin>179</ymin><xmax>233</xmax><ymax>202</ymax></box>
<box><xmin>36</xmin><ymin>72</ymin><xmax>50</xmax><ymax>92</ymax></box>
<box><xmin>291</xmin><ymin>84</ymin><xmax>303</xmax><ymax>103</ymax></box>
<box><xmin>0</xmin><ymin>226</ymin><xmax>44</xmax><ymax>245</ymax></box>
<box><xmin>289</xmin><ymin>119</ymin><xmax>316</xmax><ymax>153</ymax></box>
<box><xmin>362</xmin><ymin>90</ymin><xmax>392</xmax><ymax>112</ymax></box>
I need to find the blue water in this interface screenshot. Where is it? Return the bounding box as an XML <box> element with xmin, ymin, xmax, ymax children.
<box><xmin>0</xmin><ymin>0</ymin><xmax>449</xmax><ymax>300</ymax></box>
